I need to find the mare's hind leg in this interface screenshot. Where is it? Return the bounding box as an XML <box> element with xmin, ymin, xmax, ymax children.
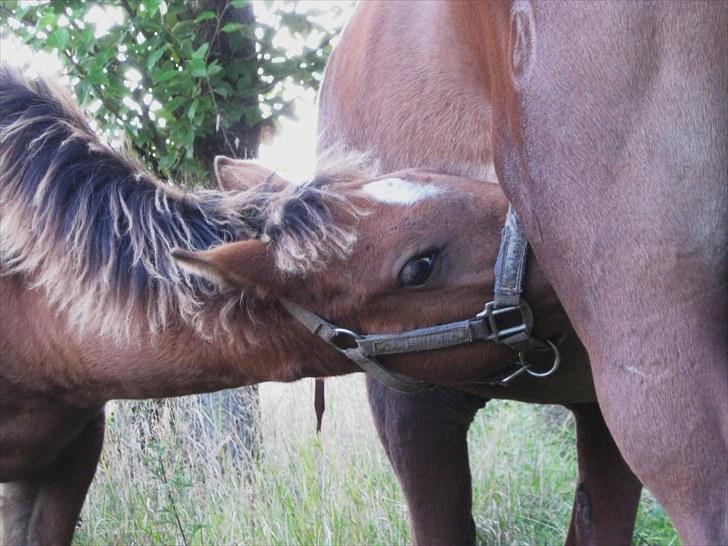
<box><xmin>23</xmin><ymin>409</ymin><xmax>105</xmax><ymax>546</ymax></box>
<box><xmin>565</xmin><ymin>403</ymin><xmax>642</xmax><ymax>546</ymax></box>
<box><xmin>367</xmin><ymin>378</ymin><xmax>487</xmax><ymax>546</ymax></box>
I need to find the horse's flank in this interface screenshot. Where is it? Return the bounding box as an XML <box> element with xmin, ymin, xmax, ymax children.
<box><xmin>479</xmin><ymin>2</ymin><xmax>727</xmax><ymax>542</ymax></box>
<box><xmin>318</xmin><ymin>0</ymin><xmax>496</xmax><ymax>181</ymax></box>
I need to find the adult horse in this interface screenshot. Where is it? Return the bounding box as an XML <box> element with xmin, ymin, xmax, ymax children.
<box><xmin>0</xmin><ymin>66</ymin><xmax>596</xmax><ymax>544</ymax></box>
<box><xmin>485</xmin><ymin>3</ymin><xmax>727</xmax><ymax>544</ymax></box>
<box><xmin>319</xmin><ymin>1</ymin><xmax>727</xmax><ymax>544</ymax></box>
<box><xmin>319</xmin><ymin>2</ymin><xmax>640</xmax><ymax>544</ymax></box>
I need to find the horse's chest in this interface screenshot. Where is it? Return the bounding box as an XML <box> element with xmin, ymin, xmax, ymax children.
<box><xmin>0</xmin><ymin>381</ymin><xmax>100</xmax><ymax>482</ymax></box>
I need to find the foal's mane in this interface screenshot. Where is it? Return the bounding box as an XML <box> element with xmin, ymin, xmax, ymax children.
<box><xmin>0</xmin><ymin>66</ymin><xmax>362</xmax><ymax>340</ymax></box>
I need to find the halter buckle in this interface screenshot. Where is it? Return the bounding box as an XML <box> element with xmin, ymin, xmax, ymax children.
<box><xmin>478</xmin><ymin>300</ymin><xmax>534</xmax><ymax>345</ymax></box>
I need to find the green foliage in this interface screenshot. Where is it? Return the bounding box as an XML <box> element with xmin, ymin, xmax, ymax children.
<box><xmin>0</xmin><ymin>0</ymin><xmax>340</xmax><ymax>185</ymax></box>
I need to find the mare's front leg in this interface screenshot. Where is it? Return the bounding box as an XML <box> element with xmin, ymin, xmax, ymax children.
<box><xmin>367</xmin><ymin>378</ymin><xmax>487</xmax><ymax>546</ymax></box>
<box><xmin>564</xmin><ymin>403</ymin><xmax>642</xmax><ymax>546</ymax></box>
<box><xmin>12</xmin><ymin>409</ymin><xmax>105</xmax><ymax>546</ymax></box>
<box><xmin>0</xmin><ymin>482</ymin><xmax>39</xmax><ymax>545</ymax></box>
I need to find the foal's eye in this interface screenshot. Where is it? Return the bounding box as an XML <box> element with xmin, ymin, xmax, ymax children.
<box><xmin>398</xmin><ymin>251</ymin><xmax>439</xmax><ymax>287</ymax></box>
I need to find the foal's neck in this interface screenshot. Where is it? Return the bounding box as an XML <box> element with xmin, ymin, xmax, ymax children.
<box><xmin>53</xmin><ymin>300</ymin><xmax>355</xmax><ymax>404</ymax></box>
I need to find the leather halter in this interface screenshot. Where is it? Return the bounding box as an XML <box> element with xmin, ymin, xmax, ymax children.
<box><xmin>281</xmin><ymin>205</ymin><xmax>560</xmax><ymax>392</ymax></box>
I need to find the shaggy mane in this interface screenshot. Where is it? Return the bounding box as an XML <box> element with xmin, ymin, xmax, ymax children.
<box><xmin>0</xmin><ymin>66</ymin><xmax>366</xmax><ymax>340</ymax></box>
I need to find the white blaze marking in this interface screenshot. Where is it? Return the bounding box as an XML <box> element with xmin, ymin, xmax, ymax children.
<box><xmin>362</xmin><ymin>178</ymin><xmax>443</xmax><ymax>205</ymax></box>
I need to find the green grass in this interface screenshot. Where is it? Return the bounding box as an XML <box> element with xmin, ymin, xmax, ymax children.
<box><xmin>74</xmin><ymin>377</ymin><xmax>677</xmax><ymax>545</ymax></box>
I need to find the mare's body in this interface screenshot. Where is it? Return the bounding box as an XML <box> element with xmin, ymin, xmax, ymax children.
<box><xmin>320</xmin><ymin>1</ymin><xmax>727</xmax><ymax>544</ymax></box>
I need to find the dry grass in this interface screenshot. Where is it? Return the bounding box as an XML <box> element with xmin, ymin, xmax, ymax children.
<box><xmin>74</xmin><ymin>376</ymin><xmax>677</xmax><ymax>545</ymax></box>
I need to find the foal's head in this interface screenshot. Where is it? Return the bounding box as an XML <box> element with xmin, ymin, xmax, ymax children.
<box><xmin>175</xmin><ymin>157</ymin><xmax>518</xmax><ymax>382</ymax></box>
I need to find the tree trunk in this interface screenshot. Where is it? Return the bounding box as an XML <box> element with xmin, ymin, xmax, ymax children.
<box><xmin>196</xmin><ymin>0</ymin><xmax>263</xmax><ymax>170</ymax></box>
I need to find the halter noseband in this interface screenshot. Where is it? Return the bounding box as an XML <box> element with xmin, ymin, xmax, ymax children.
<box><xmin>281</xmin><ymin>205</ymin><xmax>560</xmax><ymax>392</ymax></box>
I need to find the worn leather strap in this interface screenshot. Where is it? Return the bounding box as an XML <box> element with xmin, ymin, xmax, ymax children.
<box><xmin>280</xmin><ymin>299</ymin><xmax>340</xmax><ymax>343</ymax></box>
<box><xmin>280</xmin><ymin>299</ymin><xmax>432</xmax><ymax>392</ymax></box>
<box><xmin>494</xmin><ymin>204</ymin><xmax>529</xmax><ymax>308</ymax></box>
<box><xmin>279</xmin><ymin>296</ymin><xmax>557</xmax><ymax>392</ymax></box>
<box><xmin>355</xmin><ymin>317</ymin><xmax>493</xmax><ymax>357</ymax></box>
<box><xmin>314</xmin><ymin>379</ymin><xmax>325</xmax><ymax>433</ymax></box>
<box><xmin>341</xmin><ymin>348</ymin><xmax>431</xmax><ymax>392</ymax></box>
<box><xmin>491</xmin><ymin>204</ymin><xmax>550</xmax><ymax>354</ymax></box>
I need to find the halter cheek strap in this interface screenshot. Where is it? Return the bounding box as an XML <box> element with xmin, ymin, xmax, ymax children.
<box><xmin>494</xmin><ymin>204</ymin><xmax>529</xmax><ymax>307</ymax></box>
<box><xmin>492</xmin><ymin>205</ymin><xmax>549</xmax><ymax>352</ymax></box>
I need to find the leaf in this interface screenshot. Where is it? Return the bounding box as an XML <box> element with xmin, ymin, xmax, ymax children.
<box><xmin>47</xmin><ymin>27</ymin><xmax>70</xmax><ymax>51</ymax></box>
<box><xmin>193</xmin><ymin>10</ymin><xmax>216</xmax><ymax>23</ymax></box>
<box><xmin>94</xmin><ymin>45</ymin><xmax>116</xmax><ymax>66</ymax></box>
<box><xmin>221</xmin><ymin>22</ymin><xmax>246</xmax><ymax>33</ymax></box>
<box><xmin>159</xmin><ymin>153</ymin><xmax>176</xmax><ymax>171</ymax></box>
<box><xmin>230</xmin><ymin>0</ymin><xmax>249</xmax><ymax>8</ymax></box>
<box><xmin>147</xmin><ymin>46</ymin><xmax>167</xmax><ymax>71</ymax></box>
<box><xmin>155</xmin><ymin>68</ymin><xmax>179</xmax><ymax>83</ymax></box>
<box><xmin>191</xmin><ymin>42</ymin><xmax>209</xmax><ymax>60</ymax></box>
<box><xmin>206</xmin><ymin>62</ymin><xmax>223</xmax><ymax>77</ymax></box>
<box><xmin>187</xmin><ymin>59</ymin><xmax>207</xmax><ymax>78</ymax></box>
<box><xmin>165</xmin><ymin>96</ymin><xmax>187</xmax><ymax>113</ymax></box>
<box><xmin>171</xmin><ymin>20</ymin><xmax>195</xmax><ymax>38</ymax></box>
<box><xmin>75</xmin><ymin>27</ymin><xmax>95</xmax><ymax>53</ymax></box>
<box><xmin>212</xmin><ymin>80</ymin><xmax>232</xmax><ymax>98</ymax></box>
<box><xmin>75</xmin><ymin>80</ymin><xmax>92</xmax><ymax>106</ymax></box>
<box><xmin>243</xmin><ymin>106</ymin><xmax>262</xmax><ymax>125</ymax></box>
<box><xmin>280</xmin><ymin>12</ymin><xmax>312</xmax><ymax>36</ymax></box>
<box><xmin>40</xmin><ymin>12</ymin><xmax>56</xmax><ymax>29</ymax></box>
<box><xmin>142</xmin><ymin>0</ymin><xmax>160</xmax><ymax>16</ymax></box>
<box><xmin>235</xmin><ymin>72</ymin><xmax>252</xmax><ymax>92</ymax></box>
<box><xmin>86</xmin><ymin>67</ymin><xmax>108</xmax><ymax>85</ymax></box>
<box><xmin>187</xmin><ymin>98</ymin><xmax>198</xmax><ymax>121</ymax></box>
<box><xmin>2</xmin><ymin>0</ymin><xmax>20</xmax><ymax>13</ymax></box>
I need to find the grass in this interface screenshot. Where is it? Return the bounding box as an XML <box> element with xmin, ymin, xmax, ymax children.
<box><xmin>74</xmin><ymin>376</ymin><xmax>677</xmax><ymax>545</ymax></box>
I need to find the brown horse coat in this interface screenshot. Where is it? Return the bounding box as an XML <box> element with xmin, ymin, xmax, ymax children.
<box><xmin>320</xmin><ymin>1</ymin><xmax>727</xmax><ymax>544</ymax></box>
<box><xmin>482</xmin><ymin>3</ymin><xmax>727</xmax><ymax>543</ymax></box>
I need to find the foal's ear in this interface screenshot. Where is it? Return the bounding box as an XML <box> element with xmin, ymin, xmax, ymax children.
<box><xmin>172</xmin><ymin>240</ymin><xmax>281</xmax><ymax>295</ymax></box>
<box><xmin>214</xmin><ymin>155</ymin><xmax>288</xmax><ymax>191</ymax></box>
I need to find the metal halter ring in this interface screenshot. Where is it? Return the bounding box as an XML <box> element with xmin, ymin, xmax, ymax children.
<box><xmin>497</xmin><ymin>339</ymin><xmax>560</xmax><ymax>385</ymax></box>
<box><xmin>520</xmin><ymin>339</ymin><xmax>561</xmax><ymax>378</ymax></box>
<box><xmin>330</xmin><ymin>327</ymin><xmax>360</xmax><ymax>352</ymax></box>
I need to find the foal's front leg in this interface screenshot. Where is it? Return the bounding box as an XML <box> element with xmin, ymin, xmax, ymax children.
<box><xmin>367</xmin><ymin>378</ymin><xmax>487</xmax><ymax>546</ymax></box>
<box><xmin>22</xmin><ymin>409</ymin><xmax>105</xmax><ymax>546</ymax></box>
<box><xmin>565</xmin><ymin>403</ymin><xmax>642</xmax><ymax>546</ymax></box>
